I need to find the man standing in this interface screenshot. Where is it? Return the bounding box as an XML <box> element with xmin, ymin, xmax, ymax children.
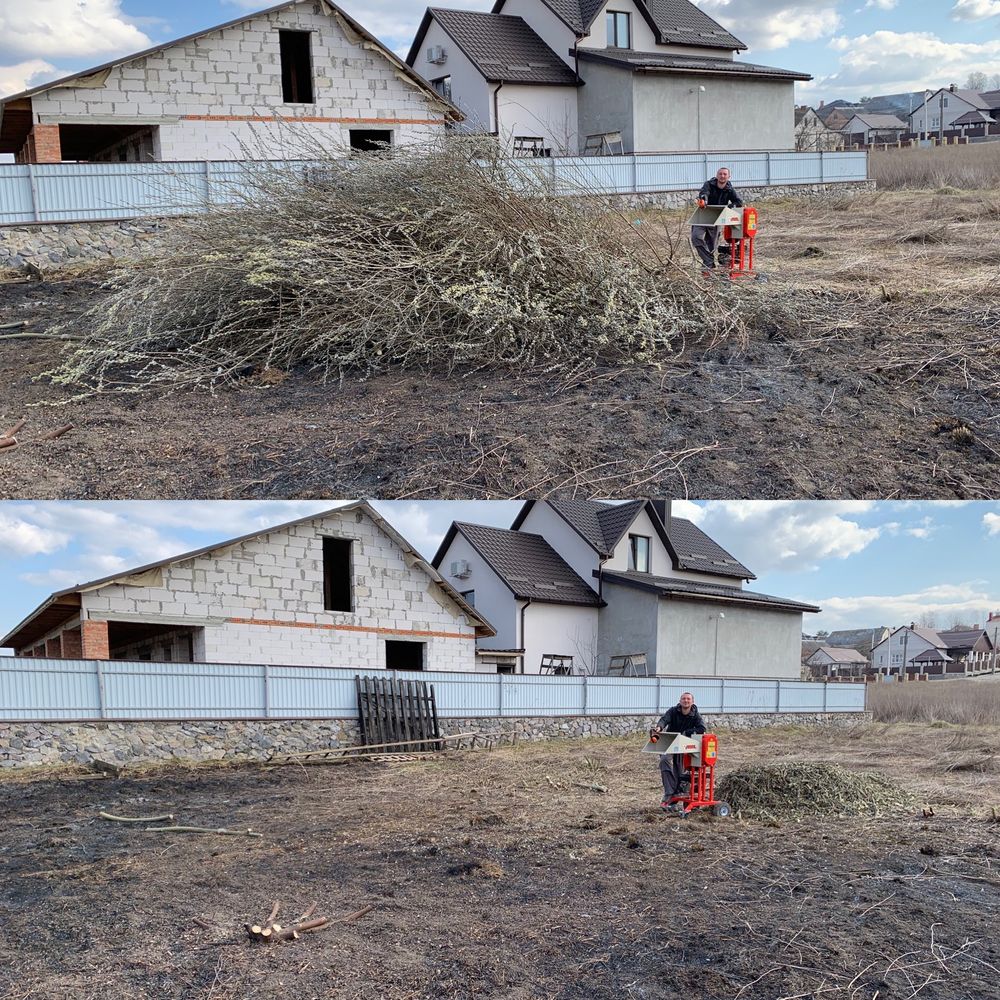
<box><xmin>651</xmin><ymin>691</ymin><xmax>707</xmax><ymax>810</ymax></box>
<box><xmin>691</xmin><ymin>166</ymin><xmax>743</xmax><ymax>271</ymax></box>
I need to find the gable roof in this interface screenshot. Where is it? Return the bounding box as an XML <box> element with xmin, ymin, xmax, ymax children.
<box><xmin>937</xmin><ymin>628</ymin><xmax>992</xmax><ymax>653</ymax></box>
<box><xmin>577</xmin><ymin>48</ymin><xmax>809</xmax><ymax>81</ymax></box>
<box><xmin>912</xmin><ymin>647</ymin><xmax>951</xmax><ymax>662</ymax></box>
<box><xmin>824</xmin><ymin>627</ymin><xmax>889</xmax><ymax>652</ymax></box>
<box><xmin>952</xmin><ymin>109</ymin><xmax>993</xmax><ymax>125</ymax></box>
<box><xmin>843</xmin><ymin>113</ymin><xmax>906</xmax><ymax>129</ymax></box>
<box><xmin>911</xmin><ymin>88</ymin><xmax>989</xmax><ymax>112</ymax></box>
<box><xmin>407</xmin><ymin>9</ymin><xmax>578</xmax><ymax>85</ymax></box>
<box><xmin>434</xmin><ymin>523</ymin><xmax>603</xmax><ymax>606</ymax></box>
<box><xmin>603</xmin><ymin>571</ymin><xmax>820</xmax><ymax>614</ymax></box>
<box><xmin>810</xmin><ymin>645</ymin><xmax>867</xmax><ymax>663</ymax></box>
<box><xmin>980</xmin><ymin>89</ymin><xmax>1000</xmax><ymax>109</ymax></box>
<box><xmin>491</xmin><ymin>0</ymin><xmax>745</xmax><ymax>49</ymax></box>
<box><xmin>2</xmin><ymin>503</ymin><xmax>494</xmax><ymax>650</ymax></box>
<box><xmin>0</xmin><ymin>0</ymin><xmax>457</xmax><ymax>118</ymax></box>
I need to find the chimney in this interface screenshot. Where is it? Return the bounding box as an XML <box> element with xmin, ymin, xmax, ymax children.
<box><xmin>950</xmin><ymin>84</ymin><xmax>956</xmax><ymax>93</ymax></box>
<box><xmin>650</xmin><ymin>500</ymin><xmax>672</xmax><ymax>532</ymax></box>
<box><xmin>819</xmin><ymin>100</ymin><xmax>824</xmax><ymax>108</ymax></box>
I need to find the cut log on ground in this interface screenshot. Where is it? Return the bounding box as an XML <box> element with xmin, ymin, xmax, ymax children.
<box><xmin>144</xmin><ymin>825</ymin><xmax>262</xmax><ymax>837</ymax></box>
<box><xmin>100</xmin><ymin>811</ymin><xmax>175</xmax><ymax>823</ymax></box>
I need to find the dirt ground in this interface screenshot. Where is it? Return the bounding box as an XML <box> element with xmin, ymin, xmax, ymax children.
<box><xmin>1</xmin><ymin>189</ymin><xmax>998</xmax><ymax>499</ymax></box>
<box><xmin>1</xmin><ymin>724</ymin><xmax>997</xmax><ymax>1000</ymax></box>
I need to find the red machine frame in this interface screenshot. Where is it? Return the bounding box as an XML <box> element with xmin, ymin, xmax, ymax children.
<box><xmin>720</xmin><ymin>206</ymin><xmax>758</xmax><ymax>280</ymax></box>
<box><xmin>667</xmin><ymin>732</ymin><xmax>731</xmax><ymax>817</ymax></box>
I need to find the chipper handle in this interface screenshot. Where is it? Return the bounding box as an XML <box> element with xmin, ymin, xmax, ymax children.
<box><xmin>697</xmin><ymin>198</ymin><xmax>706</xmax><ymax>208</ymax></box>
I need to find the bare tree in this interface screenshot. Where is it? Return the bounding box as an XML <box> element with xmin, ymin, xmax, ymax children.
<box><xmin>990</xmin><ymin>73</ymin><xmax>1000</xmax><ymax>90</ymax></box>
<box><xmin>965</xmin><ymin>71</ymin><xmax>988</xmax><ymax>91</ymax></box>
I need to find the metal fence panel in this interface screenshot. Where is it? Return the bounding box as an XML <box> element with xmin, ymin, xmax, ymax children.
<box><xmin>0</xmin><ymin>658</ymin><xmax>867</xmax><ymax>720</ymax></box>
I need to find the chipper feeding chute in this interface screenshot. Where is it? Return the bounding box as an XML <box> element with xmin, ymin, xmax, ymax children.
<box><xmin>642</xmin><ymin>731</ymin><xmax>731</xmax><ymax>817</ymax></box>
<box><xmin>687</xmin><ymin>203</ymin><xmax>759</xmax><ymax>279</ymax></box>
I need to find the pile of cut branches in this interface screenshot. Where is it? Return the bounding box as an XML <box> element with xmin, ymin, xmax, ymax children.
<box><xmin>48</xmin><ymin>136</ymin><xmax>741</xmax><ymax>393</ymax></box>
<box><xmin>717</xmin><ymin>762</ymin><xmax>914</xmax><ymax>820</ymax></box>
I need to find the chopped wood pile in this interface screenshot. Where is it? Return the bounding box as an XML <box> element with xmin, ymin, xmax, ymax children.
<box><xmin>244</xmin><ymin>901</ymin><xmax>375</xmax><ymax>945</ymax></box>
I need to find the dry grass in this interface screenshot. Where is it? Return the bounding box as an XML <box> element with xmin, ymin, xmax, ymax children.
<box><xmin>868</xmin><ymin>680</ymin><xmax>1000</xmax><ymax>724</ymax></box>
<box><xmin>871</xmin><ymin>141</ymin><xmax>1000</xmax><ymax>189</ymax></box>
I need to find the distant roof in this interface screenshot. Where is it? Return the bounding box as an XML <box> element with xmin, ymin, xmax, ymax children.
<box><xmin>980</xmin><ymin>89</ymin><xmax>1000</xmax><ymax>108</ymax></box>
<box><xmin>810</xmin><ymin>645</ymin><xmax>867</xmax><ymax>663</ymax></box>
<box><xmin>826</xmin><ymin>627</ymin><xmax>888</xmax><ymax>648</ymax></box>
<box><xmin>844</xmin><ymin>113</ymin><xmax>907</xmax><ymax>129</ymax></box>
<box><xmin>411</xmin><ymin>9</ymin><xmax>578</xmax><ymax>85</ymax></box>
<box><xmin>437</xmin><ymin>523</ymin><xmax>603</xmax><ymax>606</ymax></box>
<box><xmin>493</xmin><ymin>0</ymin><xmax>746</xmax><ymax>50</ymax></box>
<box><xmin>577</xmin><ymin>49</ymin><xmax>810</xmax><ymax>81</ymax></box>
<box><xmin>913</xmin><ymin>88</ymin><xmax>989</xmax><ymax>111</ymax></box>
<box><xmin>952</xmin><ymin>109</ymin><xmax>993</xmax><ymax>125</ymax></box>
<box><xmin>912</xmin><ymin>647</ymin><xmax>951</xmax><ymax>663</ymax></box>
<box><xmin>603</xmin><ymin>571</ymin><xmax>820</xmax><ymax>614</ymax></box>
<box><xmin>937</xmin><ymin>628</ymin><xmax>991</xmax><ymax>653</ymax></box>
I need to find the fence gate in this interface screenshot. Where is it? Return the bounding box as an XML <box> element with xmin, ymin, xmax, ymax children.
<box><xmin>355</xmin><ymin>674</ymin><xmax>441</xmax><ymax>751</ymax></box>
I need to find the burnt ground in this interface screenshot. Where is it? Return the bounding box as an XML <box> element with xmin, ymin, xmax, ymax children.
<box><xmin>0</xmin><ymin>724</ymin><xmax>997</xmax><ymax>1000</ymax></box>
<box><xmin>1</xmin><ymin>189</ymin><xmax>999</xmax><ymax>499</ymax></box>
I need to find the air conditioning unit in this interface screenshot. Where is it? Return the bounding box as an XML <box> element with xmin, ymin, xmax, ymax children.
<box><xmin>427</xmin><ymin>45</ymin><xmax>447</xmax><ymax>64</ymax></box>
<box><xmin>450</xmin><ymin>559</ymin><xmax>471</xmax><ymax>579</ymax></box>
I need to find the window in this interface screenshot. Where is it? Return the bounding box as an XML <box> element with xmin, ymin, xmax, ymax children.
<box><xmin>279</xmin><ymin>30</ymin><xmax>314</xmax><ymax>104</ymax></box>
<box><xmin>322</xmin><ymin>537</ymin><xmax>353</xmax><ymax>612</ymax></box>
<box><xmin>943</xmin><ymin>97</ymin><xmax>949</xmax><ymax>108</ymax></box>
<box><xmin>628</xmin><ymin>535</ymin><xmax>650</xmax><ymax>573</ymax></box>
<box><xmin>386</xmin><ymin>640</ymin><xmax>425</xmax><ymax>671</ymax></box>
<box><xmin>349</xmin><ymin>129</ymin><xmax>393</xmax><ymax>152</ymax></box>
<box><xmin>432</xmin><ymin>75</ymin><xmax>452</xmax><ymax>102</ymax></box>
<box><xmin>460</xmin><ymin>589</ymin><xmax>475</xmax><ymax>607</ymax></box>
<box><xmin>606</xmin><ymin>11</ymin><xmax>631</xmax><ymax>48</ymax></box>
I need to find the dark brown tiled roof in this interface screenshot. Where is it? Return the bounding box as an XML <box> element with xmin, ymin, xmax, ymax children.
<box><xmin>604</xmin><ymin>572</ymin><xmax>820</xmax><ymax>613</ymax></box>
<box><xmin>665</xmin><ymin>518</ymin><xmax>753</xmax><ymax>580</ymax></box>
<box><xmin>494</xmin><ymin>0</ymin><xmax>744</xmax><ymax>49</ymax></box>
<box><xmin>428</xmin><ymin>9</ymin><xmax>578</xmax><ymax>85</ymax></box>
<box><xmin>578</xmin><ymin>49</ymin><xmax>810</xmax><ymax>81</ymax></box>
<box><xmin>453</xmin><ymin>523</ymin><xmax>602</xmax><ymax>606</ymax></box>
<box><xmin>812</xmin><ymin>645</ymin><xmax>867</xmax><ymax>663</ymax></box>
<box><xmin>937</xmin><ymin>628</ymin><xmax>990</xmax><ymax>653</ymax></box>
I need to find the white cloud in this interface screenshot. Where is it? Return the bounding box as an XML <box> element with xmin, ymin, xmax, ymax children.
<box><xmin>693</xmin><ymin>0</ymin><xmax>840</xmax><ymax>51</ymax></box>
<box><xmin>985</xmin><ymin>512</ymin><xmax>1000</xmax><ymax>536</ymax></box>
<box><xmin>0</xmin><ymin>0</ymin><xmax>152</xmax><ymax>62</ymax></box>
<box><xmin>905</xmin><ymin>516</ymin><xmax>936</xmax><ymax>540</ymax></box>
<box><xmin>814</xmin><ymin>582</ymin><xmax>999</xmax><ymax>631</ymax></box>
<box><xmin>865</xmin><ymin>0</ymin><xmax>898</xmax><ymax>8</ymax></box>
<box><xmin>0</xmin><ymin>58</ymin><xmax>61</xmax><ymax>98</ymax></box>
<box><xmin>691</xmin><ymin>501</ymin><xmax>880</xmax><ymax>574</ymax></box>
<box><xmin>951</xmin><ymin>0</ymin><xmax>1000</xmax><ymax>20</ymax></box>
<box><xmin>814</xmin><ymin>30</ymin><xmax>1000</xmax><ymax>99</ymax></box>
<box><xmin>0</xmin><ymin>511</ymin><xmax>69</xmax><ymax>557</ymax></box>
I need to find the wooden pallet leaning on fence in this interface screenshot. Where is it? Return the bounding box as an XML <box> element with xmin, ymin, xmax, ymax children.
<box><xmin>355</xmin><ymin>673</ymin><xmax>441</xmax><ymax>751</ymax></box>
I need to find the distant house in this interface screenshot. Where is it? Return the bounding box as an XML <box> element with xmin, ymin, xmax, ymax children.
<box><xmin>794</xmin><ymin>106</ymin><xmax>842</xmax><ymax>151</ymax></box>
<box><xmin>407</xmin><ymin>0</ymin><xmax>811</xmax><ymax>155</ymax></box>
<box><xmin>951</xmin><ymin>109</ymin><xmax>995</xmax><ymax>135</ymax></box>
<box><xmin>839</xmin><ymin>113</ymin><xmax>906</xmax><ymax>144</ymax></box>
<box><xmin>825</xmin><ymin>626</ymin><xmax>890</xmax><ymax>658</ymax></box>
<box><xmin>1</xmin><ymin>503</ymin><xmax>494</xmax><ymax>670</ymax></box>
<box><xmin>804</xmin><ymin>645</ymin><xmax>868</xmax><ymax>678</ymax></box>
<box><xmin>871</xmin><ymin>623</ymin><xmax>996</xmax><ymax>677</ymax></box>
<box><xmin>0</xmin><ymin>0</ymin><xmax>456</xmax><ymax>163</ymax></box>
<box><xmin>815</xmin><ymin>103</ymin><xmax>860</xmax><ymax>131</ymax></box>
<box><xmin>434</xmin><ymin>499</ymin><xmax>820</xmax><ymax>678</ymax></box>
<box><xmin>908</xmin><ymin>86</ymin><xmax>991</xmax><ymax>135</ymax></box>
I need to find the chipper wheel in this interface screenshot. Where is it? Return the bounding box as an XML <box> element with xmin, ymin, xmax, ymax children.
<box><xmin>713</xmin><ymin>802</ymin><xmax>732</xmax><ymax>819</ymax></box>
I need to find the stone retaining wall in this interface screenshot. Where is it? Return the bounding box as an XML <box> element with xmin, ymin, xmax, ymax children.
<box><xmin>0</xmin><ymin>711</ymin><xmax>869</xmax><ymax>769</ymax></box>
<box><xmin>0</xmin><ymin>180</ymin><xmax>874</xmax><ymax>276</ymax></box>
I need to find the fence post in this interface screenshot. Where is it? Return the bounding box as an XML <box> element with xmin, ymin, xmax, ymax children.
<box><xmin>631</xmin><ymin>154</ymin><xmax>638</xmax><ymax>195</ymax></box>
<box><xmin>263</xmin><ymin>663</ymin><xmax>270</xmax><ymax>719</ymax></box>
<box><xmin>498</xmin><ymin>672</ymin><xmax>505</xmax><ymax>717</ymax></box>
<box><xmin>703</xmin><ymin>152</ymin><xmax>708</xmax><ymax>181</ymax></box>
<box><xmin>203</xmin><ymin>160</ymin><xmax>213</xmax><ymax>208</ymax></box>
<box><xmin>720</xmin><ymin>676</ymin><xmax>726</xmax><ymax>714</ymax></box>
<box><xmin>25</xmin><ymin>163</ymin><xmax>42</xmax><ymax>223</ymax></box>
<box><xmin>655</xmin><ymin>676</ymin><xmax>662</xmax><ymax>716</ymax></box>
<box><xmin>95</xmin><ymin>659</ymin><xmax>107</xmax><ymax>719</ymax></box>
<box><xmin>819</xmin><ymin>150</ymin><xmax>825</xmax><ymax>184</ymax></box>
<box><xmin>775</xmin><ymin>679</ymin><xmax>781</xmax><ymax>712</ymax></box>
<box><xmin>765</xmin><ymin>151</ymin><xmax>771</xmax><ymax>186</ymax></box>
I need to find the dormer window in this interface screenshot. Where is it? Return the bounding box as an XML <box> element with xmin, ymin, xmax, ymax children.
<box><xmin>628</xmin><ymin>534</ymin><xmax>650</xmax><ymax>573</ymax></box>
<box><xmin>606</xmin><ymin>11</ymin><xmax>631</xmax><ymax>49</ymax></box>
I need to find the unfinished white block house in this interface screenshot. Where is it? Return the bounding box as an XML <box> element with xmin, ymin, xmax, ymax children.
<box><xmin>433</xmin><ymin>500</ymin><xmax>819</xmax><ymax>678</ymax></box>
<box><xmin>407</xmin><ymin>0</ymin><xmax>810</xmax><ymax>155</ymax></box>
<box><xmin>0</xmin><ymin>0</ymin><xmax>455</xmax><ymax>163</ymax></box>
<box><xmin>1</xmin><ymin>503</ymin><xmax>493</xmax><ymax>671</ymax></box>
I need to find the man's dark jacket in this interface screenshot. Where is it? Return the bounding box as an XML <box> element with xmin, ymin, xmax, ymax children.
<box><xmin>655</xmin><ymin>703</ymin><xmax>707</xmax><ymax>737</ymax></box>
<box><xmin>698</xmin><ymin>178</ymin><xmax>743</xmax><ymax>208</ymax></box>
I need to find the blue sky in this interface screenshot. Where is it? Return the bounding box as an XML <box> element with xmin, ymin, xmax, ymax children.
<box><xmin>1</xmin><ymin>501</ymin><xmax>998</xmax><ymax>648</ymax></box>
<box><xmin>2</xmin><ymin>1</ymin><xmax>1000</xmax><ymax>102</ymax></box>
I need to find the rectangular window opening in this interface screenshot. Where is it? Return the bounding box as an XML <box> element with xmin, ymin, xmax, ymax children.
<box><xmin>386</xmin><ymin>639</ymin><xmax>425</xmax><ymax>671</ymax></box>
<box><xmin>322</xmin><ymin>536</ymin><xmax>353</xmax><ymax>612</ymax></box>
<box><xmin>279</xmin><ymin>30</ymin><xmax>314</xmax><ymax>104</ymax></box>
<box><xmin>349</xmin><ymin>129</ymin><xmax>393</xmax><ymax>151</ymax></box>
<box><xmin>460</xmin><ymin>589</ymin><xmax>475</xmax><ymax>607</ymax></box>
<box><xmin>629</xmin><ymin>534</ymin><xmax>650</xmax><ymax>573</ymax></box>
<box><xmin>432</xmin><ymin>75</ymin><xmax>452</xmax><ymax>102</ymax></box>
<box><xmin>606</xmin><ymin>11</ymin><xmax>631</xmax><ymax>48</ymax></box>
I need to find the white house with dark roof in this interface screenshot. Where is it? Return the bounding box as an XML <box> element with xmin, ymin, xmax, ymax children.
<box><xmin>407</xmin><ymin>0</ymin><xmax>810</xmax><ymax>154</ymax></box>
<box><xmin>839</xmin><ymin>113</ymin><xmax>907</xmax><ymax>144</ymax></box>
<box><xmin>433</xmin><ymin>499</ymin><xmax>819</xmax><ymax>677</ymax></box>
<box><xmin>2</xmin><ymin>503</ymin><xmax>494</xmax><ymax>671</ymax></box>
<box><xmin>0</xmin><ymin>0</ymin><xmax>455</xmax><ymax>164</ymax></box>
<box><xmin>908</xmin><ymin>87</ymin><xmax>992</xmax><ymax>136</ymax></box>
<box><xmin>871</xmin><ymin>623</ymin><xmax>996</xmax><ymax>678</ymax></box>
<box><xmin>804</xmin><ymin>645</ymin><xmax>868</xmax><ymax>679</ymax></box>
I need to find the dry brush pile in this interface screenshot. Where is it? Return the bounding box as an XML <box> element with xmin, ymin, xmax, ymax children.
<box><xmin>49</xmin><ymin>138</ymin><xmax>736</xmax><ymax>393</ymax></box>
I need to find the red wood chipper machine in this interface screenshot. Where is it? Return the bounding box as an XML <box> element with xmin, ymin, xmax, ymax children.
<box><xmin>643</xmin><ymin>730</ymin><xmax>731</xmax><ymax>817</ymax></box>
<box><xmin>688</xmin><ymin>201</ymin><xmax>760</xmax><ymax>280</ymax></box>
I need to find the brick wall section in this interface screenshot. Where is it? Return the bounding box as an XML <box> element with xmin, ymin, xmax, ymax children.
<box><xmin>28</xmin><ymin>2</ymin><xmax>447</xmax><ymax>161</ymax></box>
<box><xmin>79</xmin><ymin>507</ymin><xmax>478</xmax><ymax>670</ymax></box>
<box><xmin>61</xmin><ymin>628</ymin><xmax>83</xmax><ymax>658</ymax></box>
<box><xmin>26</xmin><ymin>125</ymin><xmax>62</xmax><ymax>164</ymax></box>
<box><xmin>80</xmin><ymin>621</ymin><xmax>110</xmax><ymax>660</ymax></box>
<box><xmin>44</xmin><ymin>636</ymin><xmax>62</xmax><ymax>657</ymax></box>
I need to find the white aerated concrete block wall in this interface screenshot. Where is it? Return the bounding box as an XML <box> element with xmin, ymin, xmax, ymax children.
<box><xmin>30</xmin><ymin>1</ymin><xmax>446</xmax><ymax>160</ymax></box>
<box><xmin>80</xmin><ymin>508</ymin><xmax>478</xmax><ymax>670</ymax></box>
